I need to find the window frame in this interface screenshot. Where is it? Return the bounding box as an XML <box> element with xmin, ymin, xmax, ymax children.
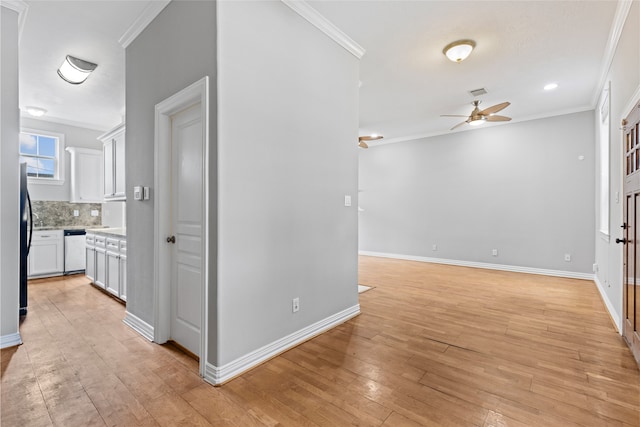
<box><xmin>19</xmin><ymin>128</ymin><xmax>65</xmax><ymax>186</ymax></box>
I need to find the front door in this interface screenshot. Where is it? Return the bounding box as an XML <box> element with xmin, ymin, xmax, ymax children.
<box><xmin>169</xmin><ymin>103</ymin><xmax>204</xmax><ymax>356</ymax></box>
<box><xmin>622</xmin><ymin>99</ymin><xmax>640</xmax><ymax>362</ymax></box>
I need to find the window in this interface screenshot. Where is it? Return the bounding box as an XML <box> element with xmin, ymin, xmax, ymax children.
<box><xmin>19</xmin><ymin>129</ymin><xmax>65</xmax><ymax>184</ymax></box>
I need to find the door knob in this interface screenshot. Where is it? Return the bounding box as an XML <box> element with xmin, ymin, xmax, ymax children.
<box><xmin>166</xmin><ymin>235</ymin><xmax>176</xmax><ymax>244</ymax></box>
<box><xmin>616</xmin><ymin>238</ymin><xmax>627</xmax><ymax>244</ymax></box>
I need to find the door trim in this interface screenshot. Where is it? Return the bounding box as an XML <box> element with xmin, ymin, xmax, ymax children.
<box><xmin>153</xmin><ymin>76</ymin><xmax>209</xmax><ymax>377</ymax></box>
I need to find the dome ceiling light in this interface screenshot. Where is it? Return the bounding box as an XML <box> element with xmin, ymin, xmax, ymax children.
<box><xmin>443</xmin><ymin>39</ymin><xmax>476</xmax><ymax>63</ymax></box>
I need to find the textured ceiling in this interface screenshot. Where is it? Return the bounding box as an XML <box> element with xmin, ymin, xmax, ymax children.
<box><xmin>19</xmin><ymin>0</ymin><xmax>151</xmax><ymax>131</ymax></box>
<box><xmin>18</xmin><ymin>1</ymin><xmax>619</xmax><ymax>138</ymax></box>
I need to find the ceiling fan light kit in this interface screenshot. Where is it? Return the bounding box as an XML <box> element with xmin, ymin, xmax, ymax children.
<box><xmin>443</xmin><ymin>39</ymin><xmax>476</xmax><ymax>63</ymax></box>
<box><xmin>442</xmin><ymin>100</ymin><xmax>512</xmax><ymax>130</ymax></box>
<box><xmin>57</xmin><ymin>55</ymin><xmax>98</xmax><ymax>85</ymax></box>
<box><xmin>358</xmin><ymin>135</ymin><xmax>384</xmax><ymax>149</ymax></box>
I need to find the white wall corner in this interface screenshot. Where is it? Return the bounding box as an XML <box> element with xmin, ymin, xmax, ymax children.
<box><xmin>0</xmin><ymin>332</ymin><xmax>22</xmax><ymax>349</ymax></box>
<box><xmin>204</xmin><ymin>304</ymin><xmax>361</xmax><ymax>385</ymax></box>
<box><xmin>591</xmin><ymin>0</ymin><xmax>634</xmax><ymax>107</ymax></box>
<box><xmin>123</xmin><ymin>311</ymin><xmax>155</xmax><ymax>341</ymax></box>
<box><xmin>280</xmin><ymin>0</ymin><xmax>365</xmax><ymax>59</ymax></box>
<box><xmin>593</xmin><ymin>275</ymin><xmax>622</xmax><ymax>334</ymax></box>
<box><xmin>1</xmin><ymin>0</ymin><xmax>29</xmax><ymax>43</ymax></box>
<box><xmin>118</xmin><ymin>0</ymin><xmax>172</xmax><ymax>48</ymax></box>
<box><xmin>359</xmin><ymin>251</ymin><xmax>596</xmax><ymax>281</ymax></box>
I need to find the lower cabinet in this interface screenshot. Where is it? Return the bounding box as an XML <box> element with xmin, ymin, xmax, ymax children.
<box><xmin>28</xmin><ymin>230</ymin><xmax>64</xmax><ymax>278</ymax></box>
<box><xmin>87</xmin><ymin>232</ymin><xmax>126</xmax><ymax>301</ymax></box>
<box><xmin>85</xmin><ymin>234</ymin><xmax>96</xmax><ymax>282</ymax></box>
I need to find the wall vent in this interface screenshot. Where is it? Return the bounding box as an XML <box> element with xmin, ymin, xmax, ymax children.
<box><xmin>469</xmin><ymin>88</ymin><xmax>487</xmax><ymax>97</ymax></box>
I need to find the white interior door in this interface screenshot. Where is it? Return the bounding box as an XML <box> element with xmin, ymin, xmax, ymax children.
<box><xmin>169</xmin><ymin>103</ymin><xmax>203</xmax><ymax>356</ymax></box>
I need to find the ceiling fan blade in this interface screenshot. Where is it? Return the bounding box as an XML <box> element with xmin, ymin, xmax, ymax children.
<box><xmin>440</xmin><ymin>114</ymin><xmax>470</xmax><ymax>117</ymax></box>
<box><xmin>450</xmin><ymin>121</ymin><xmax>468</xmax><ymax>130</ymax></box>
<box><xmin>485</xmin><ymin>115</ymin><xmax>511</xmax><ymax>122</ymax></box>
<box><xmin>359</xmin><ymin>135</ymin><xmax>383</xmax><ymax>142</ymax></box>
<box><xmin>358</xmin><ymin>141</ymin><xmax>369</xmax><ymax>148</ymax></box>
<box><xmin>479</xmin><ymin>101</ymin><xmax>510</xmax><ymax>116</ymax></box>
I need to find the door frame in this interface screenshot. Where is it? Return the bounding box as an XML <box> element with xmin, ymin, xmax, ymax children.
<box><xmin>153</xmin><ymin>76</ymin><xmax>209</xmax><ymax>377</ymax></box>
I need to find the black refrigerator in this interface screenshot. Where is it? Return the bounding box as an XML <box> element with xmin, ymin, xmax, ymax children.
<box><xmin>20</xmin><ymin>162</ymin><xmax>32</xmax><ymax>316</ymax></box>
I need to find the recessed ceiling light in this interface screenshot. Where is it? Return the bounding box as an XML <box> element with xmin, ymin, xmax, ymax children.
<box><xmin>443</xmin><ymin>39</ymin><xmax>476</xmax><ymax>63</ymax></box>
<box><xmin>25</xmin><ymin>106</ymin><xmax>47</xmax><ymax>117</ymax></box>
<box><xmin>544</xmin><ymin>83</ymin><xmax>558</xmax><ymax>91</ymax></box>
<box><xmin>57</xmin><ymin>55</ymin><xmax>98</xmax><ymax>85</ymax></box>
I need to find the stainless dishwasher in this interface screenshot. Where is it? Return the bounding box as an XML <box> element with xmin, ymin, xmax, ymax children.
<box><xmin>64</xmin><ymin>229</ymin><xmax>86</xmax><ymax>274</ymax></box>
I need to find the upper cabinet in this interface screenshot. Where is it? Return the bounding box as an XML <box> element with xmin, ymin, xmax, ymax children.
<box><xmin>99</xmin><ymin>124</ymin><xmax>126</xmax><ymax>201</ymax></box>
<box><xmin>66</xmin><ymin>147</ymin><xmax>103</xmax><ymax>203</ymax></box>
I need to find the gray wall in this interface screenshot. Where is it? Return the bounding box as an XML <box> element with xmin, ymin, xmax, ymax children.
<box><xmin>20</xmin><ymin>118</ymin><xmax>102</xmax><ymax>201</ymax></box>
<box><xmin>360</xmin><ymin>111</ymin><xmax>596</xmax><ymax>274</ymax></box>
<box><xmin>217</xmin><ymin>1</ymin><xmax>359</xmax><ymax>365</ymax></box>
<box><xmin>1</xmin><ymin>6</ymin><xmax>20</xmax><ymax>340</ymax></box>
<box><xmin>125</xmin><ymin>0</ymin><xmax>217</xmax><ymax>353</ymax></box>
<box><xmin>595</xmin><ymin>2</ymin><xmax>640</xmax><ymax>323</ymax></box>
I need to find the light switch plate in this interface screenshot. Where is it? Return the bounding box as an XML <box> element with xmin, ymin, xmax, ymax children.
<box><xmin>143</xmin><ymin>186</ymin><xmax>150</xmax><ymax>200</ymax></box>
<box><xmin>344</xmin><ymin>195</ymin><xmax>352</xmax><ymax>207</ymax></box>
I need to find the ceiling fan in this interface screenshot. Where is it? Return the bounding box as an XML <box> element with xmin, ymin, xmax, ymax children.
<box><xmin>442</xmin><ymin>100</ymin><xmax>511</xmax><ymax>130</ymax></box>
<box><xmin>358</xmin><ymin>135</ymin><xmax>383</xmax><ymax>149</ymax></box>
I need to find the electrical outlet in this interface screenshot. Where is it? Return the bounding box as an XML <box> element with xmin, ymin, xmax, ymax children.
<box><xmin>593</xmin><ymin>263</ymin><xmax>599</xmax><ymax>273</ymax></box>
<box><xmin>292</xmin><ymin>297</ymin><xmax>300</xmax><ymax>313</ymax></box>
<box><xmin>432</xmin><ymin>244</ymin><xmax>438</xmax><ymax>251</ymax></box>
<box><xmin>73</xmin><ymin>210</ymin><xmax>79</xmax><ymax>217</ymax></box>
<box><xmin>492</xmin><ymin>249</ymin><xmax>498</xmax><ymax>257</ymax></box>
<box><xmin>564</xmin><ymin>253</ymin><xmax>571</xmax><ymax>262</ymax></box>
<box><xmin>90</xmin><ymin>210</ymin><xmax>99</xmax><ymax>217</ymax></box>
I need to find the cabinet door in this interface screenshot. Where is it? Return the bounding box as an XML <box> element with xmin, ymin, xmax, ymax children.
<box><xmin>85</xmin><ymin>247</ymin><xmax>96</xmax><ymax>282</ymax></box>
<box><xmin>119</xmin><ymin>254</ymin><xmax>127</xmax><ymax>301</ymax></box>
<box><xmin>28</xmin><ymin>235</ymin><xmax>63</xmax><ymax>277</ymax></box>
<box><xmin>114</xmin><ymin>134</ymin><xmax>126</xmax><ymax>199</ymax></box>
<box><xmin>95</xmin><ymin>248</ymin><xmax>107</xmax><ymax>289</ymax></box>
<box><xmin>104</xmin><ymin>140</ymin><xmax>114</xmax><ymax>198</ymax></box>
<box><xmin>77</xmin><ymin>151</ymin><xmax>103</xmax><ymax>202</ymax></box>
<box><xmin>106</xmin><ymin>251</ymin><xmax>120</xmax><ymax>296</ymax></box>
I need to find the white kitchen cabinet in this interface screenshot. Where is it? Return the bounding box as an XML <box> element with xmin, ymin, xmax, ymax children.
<box><xmin>28</xmin><ymin>230</ymin><xmax>64</xmax><ymax>278</ymax></box>
<box><xmin>99</xmin><ymin>124</ymin><xmax>126</xmax><ymax>201</ymax></box>
<box><xmin>85</xmin><ymin>233</ymin><xmax>96</xmax><ymax>282</ymax></box>
<box><xmin>94</xmin><ymin>235</ymin><xmax>107</xmax><ymax>289</ymax></box>
<box><xmin>66</xmin><ymin>147</ymin><xmax>103</xmax><ymax>203</ymax></box>
<box><xmin>87</xmin><ymin>232</ymin><xmax>126</xmax><ymax>301</ymax></box>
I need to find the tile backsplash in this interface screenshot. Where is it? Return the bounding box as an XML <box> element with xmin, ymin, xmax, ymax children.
<box><xmin>31</xmin><ymin>201</ymin><xmax>102</xmax><ymax>228</ymax></box>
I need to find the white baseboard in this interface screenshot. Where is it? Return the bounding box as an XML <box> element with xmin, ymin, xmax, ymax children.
<box><xmin>593</xmin><ymin>275</ymin><xmax>622</xmax><ymax>334</ymax></box>
<box><xmin>0</xmin><ymin>332</ymin><xmax>22</xmax><ymax>349</ymax></box>
<box><xmin>123</xmin><ymin>311</ymin><xmax>154</xmax><ymax>341</ymax></box>
<box><xmin>359</xmin><ymin>251</ymin><xmax>595</xmax><ymax>280</ymax></box>
<box><xmin>204</xmin><ymin>304</ymin><xmax>360</xmax><ymax>385</ymax></box>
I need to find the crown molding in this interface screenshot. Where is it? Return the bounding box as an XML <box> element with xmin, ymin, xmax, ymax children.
<box><xmin>119</xmin><ymin>0</ymin><xmax>171</xmax><ymax>48</ymax></box>
<box><xmin>20</xmin><ymin>114</ymin><xmax>112</xmax><ymax>132</ymax></box>
<box><xmin>1</xmin><ymin>0</ymin><xmax>29</xmax><ymax>43</ymax></box>
<box><xmin>591</xmin><ymin>0</ymin><xmax>633</xmax><ymax>107</ymax></box>
<box><xmin>281</xmin><ymin>0</ymin><xmax>365</xmax><ymax>59</ymax></box>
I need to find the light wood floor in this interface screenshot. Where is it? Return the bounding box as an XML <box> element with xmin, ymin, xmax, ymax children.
<box><xmin>2</xmin><ymin>256</ymin><xmax>639</xmax><ymax>426</ymax></box>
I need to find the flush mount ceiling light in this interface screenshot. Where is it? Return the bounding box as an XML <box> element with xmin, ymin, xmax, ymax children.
<box><xmin>544</xmin><ymin>83</ymin><xmax>558</xmax><ymax>91</ymax></box>
<box><xmin>57</xmin><ymin>55</ymin><xmax>98</xmax><ymax>85</ymax></box>
<box><xmin>443</xmin><ymin>39</ymin><xmax>476</xmax><ymax>63</ymax></box>
<box><xmin>25</xmin><ymin>106</ymin><xmax>47</xmax><ymax>117</ymax></box>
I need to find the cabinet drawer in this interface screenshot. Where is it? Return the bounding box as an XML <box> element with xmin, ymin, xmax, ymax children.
<box><xmin>106</xmin><ymin>238</ymin><xmax>120</xmax><ymax>251</ymax></box>
<box><xmin>119</xmin><ymin>240</ymin><xmax>127</xmax><ymax>253</ymax></box>
<box><xmin>95</xmin><ymin>235</ymin><xmax>106</xmax><ymax>248</ymax></box>
<box><xmin>32</xmin><ymin>230</ymin><xmax>63</xmax><ymax>242</ymax></box>
<box><xmin>86</xmin><ymin>234</ymin><xmax>95</xmax><ymax>245</ymax></box>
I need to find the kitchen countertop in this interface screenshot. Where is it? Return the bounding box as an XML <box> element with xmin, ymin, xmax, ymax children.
<box><xmin>86</xmin><ymin>228</ymin><xmax>127</xmax><ymax>238</ymax></box>
<box><xmin>34</xmin><ymin>225</ymin><xmax>107</xmax><ymax>231</ymax></box>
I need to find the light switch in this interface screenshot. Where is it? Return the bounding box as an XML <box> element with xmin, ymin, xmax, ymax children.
<box><xmin>143</xmin><ymin>186</ymin><xmax>150</xmax><ymax>200</ymax></box>
<box><xmin>133</xmin><ymin>186</ymin><xmax>142</xmax><ymax>201</ymax></box>
<box><xmin>90</xmin><ymin>210</ymin><xmax>99</xmax><ymax>217</ymax></box>
<box><xmin>344</xmin><ymin>195</ymin><xmax>352</xmax><ymax>207</ymax></box>
<box><xmin>73</xmin><ymin>210</ymin><xmax>79</xmax><ymax>217</ymax></box>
